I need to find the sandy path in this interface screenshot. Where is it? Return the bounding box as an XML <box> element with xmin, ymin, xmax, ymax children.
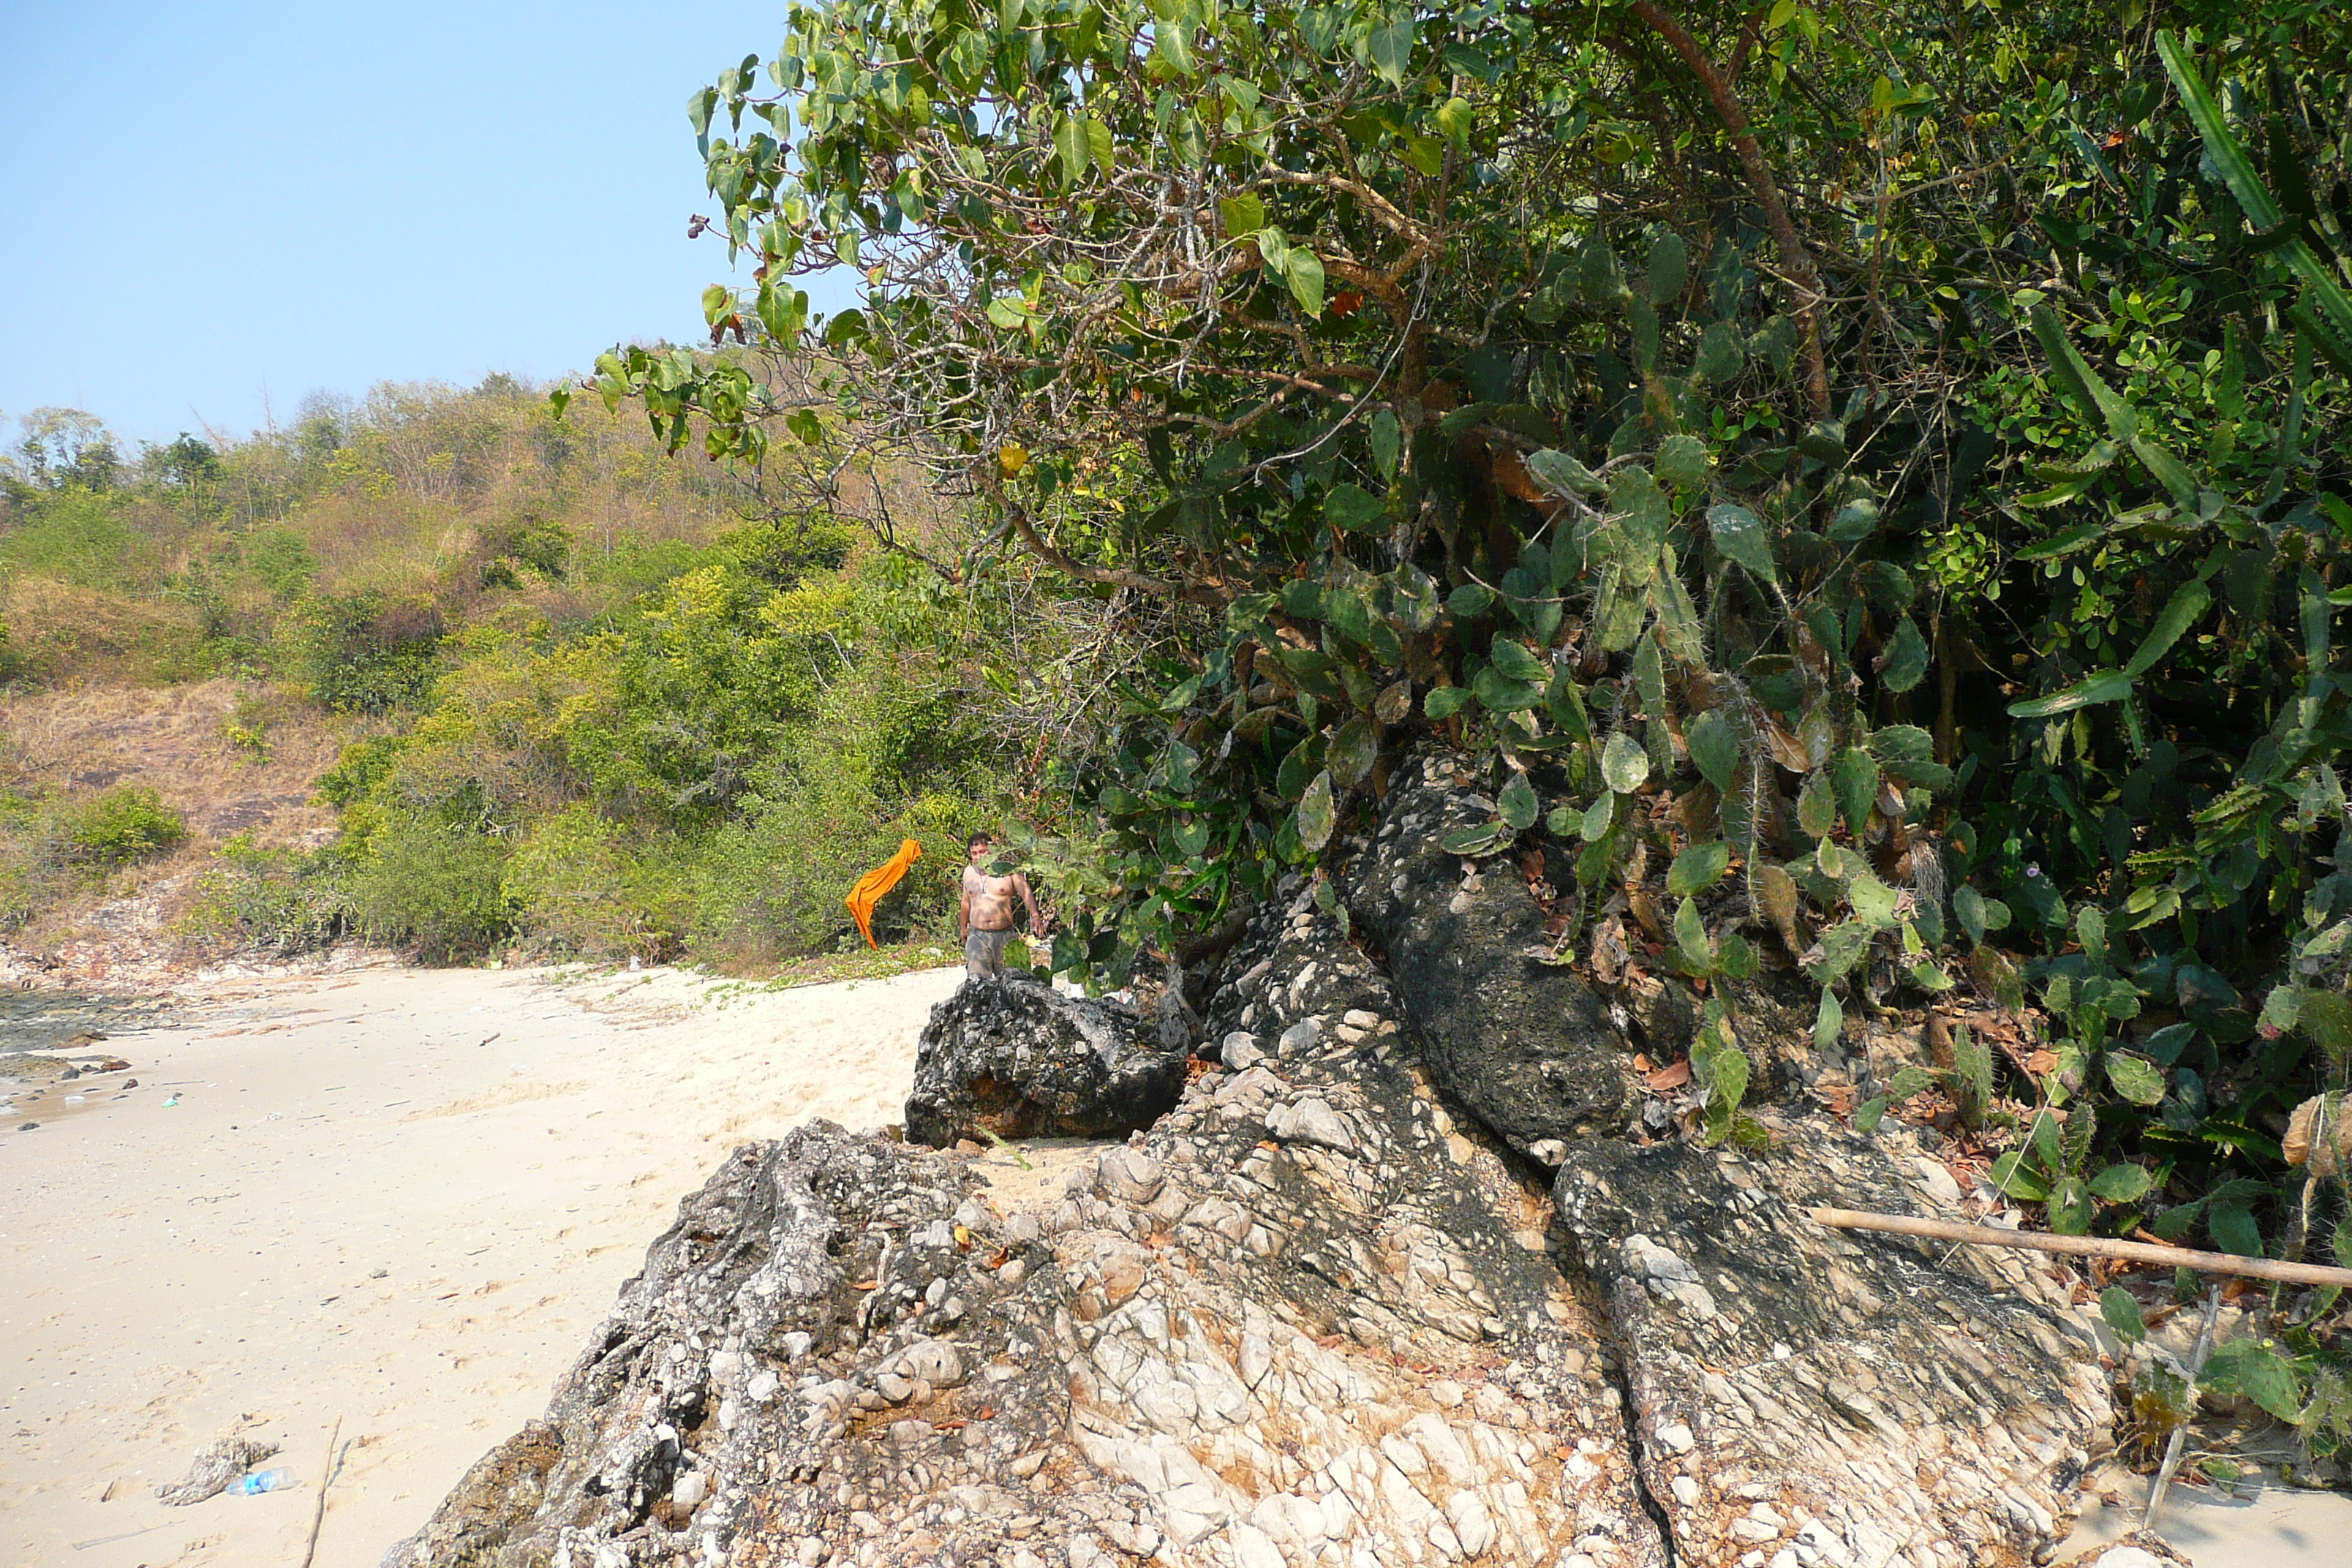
<box><xmin>1</xmin><ymin>960</ymin><xmax>961</xmax><ymax>1568</ymax></box>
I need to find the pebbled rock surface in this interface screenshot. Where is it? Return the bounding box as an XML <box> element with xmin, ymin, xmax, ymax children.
<box><xmin>1556</xmin><ymin>1124</ymin><xmax>2110</xmax><ymax>1567</ymax></box>
<box><xmin>1349</xmin><ymin>750</ymin><xmax>1641</xmax><ymax>1156</ymax></box>
<box><xmin>393</xmin><ymin>901</ymin><xmax>1668</xmax><ymax>1568</ymax></box>
<box><xmin>905</xmin><ymin>978</ymin><xmax>1185</xmax><ymax>1146</ymax></box>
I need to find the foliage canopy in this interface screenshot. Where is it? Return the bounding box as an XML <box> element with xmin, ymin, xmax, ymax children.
<box><xmin>609</xmin><ymin>0</ymin><xmax>2352</xmax><ymax>1341</ymax></box>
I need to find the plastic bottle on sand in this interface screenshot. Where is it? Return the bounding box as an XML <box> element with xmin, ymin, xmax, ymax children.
<box><xmin>232</xmin><ymin>1469</ymin><xmax>295</xmax><ymax>1495</ymax></box>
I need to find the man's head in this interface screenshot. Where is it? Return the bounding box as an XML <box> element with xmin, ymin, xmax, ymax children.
<box><xmin>967</xmin><ymin>831</ymin><xmax>995</xmax><ymax>863</ymax></box>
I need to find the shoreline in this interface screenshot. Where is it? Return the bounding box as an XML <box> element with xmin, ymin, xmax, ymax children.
<box><xmin>1</xmin><ymin>959</ymin><xmax>962</xmax><ymax>1568</ymax></box>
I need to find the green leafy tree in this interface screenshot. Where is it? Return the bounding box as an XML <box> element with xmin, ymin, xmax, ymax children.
<box><xmin>598</xmin><ymin>2</ymin><xmax>2352</xmax><ymax>1275</ymax></box>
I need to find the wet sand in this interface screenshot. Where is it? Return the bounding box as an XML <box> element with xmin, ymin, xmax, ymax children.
<box><xmin>1</xmin><ymin>961</ymin><xmax>960</xmax><ymax>1568</ymax></box>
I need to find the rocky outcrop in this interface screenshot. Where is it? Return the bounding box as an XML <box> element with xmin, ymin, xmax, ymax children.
<box><xmin>399</xmin><ymin>754</ymin><xmax>2117</xmax><ymax>1568</ymax></box>
<box><xmin>394</xmin><ymin>900</ymin><xmax>1667</xmax><ymax>1568</ymax></box>
<box><xmin>1557</xmin><ymin>1130</ymin><xmax>2108</xmax><ymax>1566</ymax></box>
<box><xmin>1349</xmin><ymin>753</ymin><xmax>1642</xmax><ymax>1156</ymax></box>
<box><xmin>1357</xmin><ymin>748</ymin><xmax>2111</xmax><ymax>1564</ymax></box>
<box><xmin>905</xmin><ymin>979</ymin><xmax>1186</xmax><ymax>1146</ymax></box>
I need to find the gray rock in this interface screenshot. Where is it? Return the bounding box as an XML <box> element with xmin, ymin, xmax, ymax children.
<box><xmin>399</xmin><ymin>864</ymin><xmax>2109</xmax><ymax>1568</ymax></box>
<box><xmin>400</xmin><ymin>913</ymin><xmax>1668</xmax><ymax>1568</ymax></box>
<box><xmin>1262</xmin><ymin>1096</ymin><xmax>1354</xmax><ymax>1154</ymax></box>
<box><xmin>1349</xmin><ymin>748</ymin><xmax>1642</xmax><ymax>1148</ymax></box>
<box><xmin>905</xmin><ymin>979</ymin><xmax>1185</xmax><ymax>1146</ymax></box>
<box><xmin>1557</xmin><ymin>1120</ymin><xmax>2108</xmax><ymax>1566</ymax></box>
<box><xmin>1096</xmin><ymin>1147</ymin><xmax>1166</xmax><ymax>1204</ymax></box>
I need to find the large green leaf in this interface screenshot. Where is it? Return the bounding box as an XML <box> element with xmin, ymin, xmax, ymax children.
<box><xmin>1366</xmin><ymin>18</ymin><xmax>1414</xmax><ymax>86</ymax></box>
<box><xmin>1832</xmin><ymin>747</ymin><xmax>1879</xmax><ymax>839</ymax></box>
<box><xmin>1282</xmin><ymin>246</ymin><xmax>1325</xmax><ymax>317</ymax></box>
<box><xmin>1425</xmin><ymin>685</ymin><xmax>1473</xmax><ymax>720</ymax></box>
<box><xmin>2122</xmin><ymin>581</ymin><xmax>2210</xmax><ymax>679</ymax></box>
<box><xmin>1656</xmin><ymin>433</ymin><xmax>1708</xmax><ymax>489</ymax></box>
<box><xmin>1525</xmin><ymin>448</ymin><xmax>1604</xmax><ymax>497</ymax></box>
<box><xmin>1879</xmin><ymin>614</ymin><xmax>1928</xmax><ymax>693</ymax></box>
<box><xmin>1673</xmin><ymin>895</ymin><xmax>1714</xmax><ymax>971</ymax></box>
<box><xmin>1497</xmin><ymin>772</ymin><xmax>1539</xmax><ymax>832</ymax></box>
<box><xmin>2008</xmin><ymin>668</ymin><xmax>2133</xmax><ymax>718</ymax></box>
<box><xmin>1667</xmin><ymin>840</ymin><xmax>1731</xmax><ymax>897</ymax></box>
<box><xmin>2097</xmin><ymin>1285</ymin><xmax>2147</xmax><ymax>1343</ymax></box>
<box><xmin>1812</xmin><ymin>987</ymin><xmax>1843</xmax><ymax>1051</ymax></box>
<box><xmin>1686</xmin><ymin>709</ymin><xmax>1740</xmax><ymax>792</ymax></box>
<box><xmin>1153</xmin><ymin>15</ymin><xmax>1198</xmax><ymax>76</ymax></box>
<box><xmin>1601</xmin><ymin>732</ymin><xmax>1649</xmax><ymax>794</ymax></box>
<box><xmin>1796</xmin><ymin>771</ymin><xmax>1839</xmax><ymax>838</ymax></box>
<box><xmin>1488</xmin><ymin>636</ymin><xmax>1548</xmax><ymax>683</ymax></box>
<box><xmin>2106</xmin><ymin>1054</ymin><xmax>2167</xmax><ymax>1107</ymax></box>
<box><xmin>1472</xmin><ymin>665</ymin><xmax>1542</xmax><ymax>712</ymax></box>
<box><xmin>2089</xmin><ymin>1163</ymin><xmax>2153</xmax><ymax>1203</ymax></box>
<box><xmin>1294</xmin><ymin>769</ymin><xmax>1336</xmax><ymax>851</ymax></box>
<box><xmin>1327</xmin><ymin>718</ymin><xmax>1376</xmax><ymax>787</ymax></box>
<box><xmin>1707</xmin><ymin>503</ymin><xmax>1777</xmax><ymax>582</ymax></box>
<box><xmin>1324</xmin><ymin>483</ymin><xmax>1386</xmax><ymax>532</ymax></box>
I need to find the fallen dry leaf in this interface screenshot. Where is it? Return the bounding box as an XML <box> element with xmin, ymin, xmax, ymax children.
<box><xmin>1643</xmin><ymin>1059</ymin><xmax>1693</xmax><ymax>1093</ymax></box>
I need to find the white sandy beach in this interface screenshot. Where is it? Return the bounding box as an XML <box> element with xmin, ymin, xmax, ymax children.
<box><xmin>1</xmin><ymin>960</ymin><xmax>960</xmax><ymax>1568</ymax></box>
<box><xmin>5</xmin><ymin>957</ymin><xmax>2350</xmax><ymax>1568</ymax></box>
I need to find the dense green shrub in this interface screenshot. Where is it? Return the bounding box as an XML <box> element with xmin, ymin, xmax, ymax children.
<box><xmin>693</xmin><ymin>786</ymin><xmax>976</xmax><ymax>963</ymax></box>
<box><xmin>180</xmin><ymin>837</ymin><xmax>350</xmax><ymax>957</ymax></box>
<box><xmin>64</xmin><ymin>786</ymin><xmax>185</xmax><ymax>864</ymax></box>
<box><xmin>501</xmin><ymin>807</ymin><xmax>691</xmax><ymax>960</ymax></box>
<box><xmin>282</xmin><ymin>589</ymin><xmax>448</xmax><ymax>713</ymax></box>
<box><xmin>343</xmin><ymin>816</ymin><xmax>513</xmax><ymax>960</ymax></box>
<box><xmin>0</xmin><ymin>489</ymin><xmax>162</xmax><ymax>590</ymax></box>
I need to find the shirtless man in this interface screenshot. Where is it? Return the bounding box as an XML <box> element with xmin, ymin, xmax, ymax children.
<box><xmin>960</xmin><ymin>832</ymin><xmax>1044</xmax><ymax>979</ymax></box>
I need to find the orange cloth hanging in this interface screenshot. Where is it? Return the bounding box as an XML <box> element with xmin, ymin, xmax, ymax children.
<box><xmin>844</xmin><ymin>838</ymin><xmax>923</xmax><ymax>947</ymax></box>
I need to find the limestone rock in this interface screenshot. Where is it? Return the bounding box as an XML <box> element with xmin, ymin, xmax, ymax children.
<box><xmin>905</xmin><ymin>978</ymin><xmax>1183</xmax><ymax>1146</ymax></box>
<box><xmin>1556</xmin><ymin>1120</ymin><xmax>2111</xmax><ymax>1567</ymax></box>
<box><xmin>396</xmin><ymin>905</ymin><xmax>1667</xmax><ymax>1568</ymax></box>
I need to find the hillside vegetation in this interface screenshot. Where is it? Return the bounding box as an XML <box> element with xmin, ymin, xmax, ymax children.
<box><xmin>0</xmin><ymin>381</ymin><xmax>1061</xmax><ymax>968</ymax></box>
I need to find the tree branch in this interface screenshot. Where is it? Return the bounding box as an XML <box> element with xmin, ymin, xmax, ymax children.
<box><xmin>1628</xmin><ymin>0</ymin><xmax>1831</xmax><ymax>417</ymax></box>
<box><xmin>979</xmin><ymin>469</ymin><xmax>1229</xmax><ymax>607</ymax></box>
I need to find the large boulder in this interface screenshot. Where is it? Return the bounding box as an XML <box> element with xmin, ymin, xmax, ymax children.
<box><xmin>393</xmin><ymin>902</ymin><xmax>1669</xmax><ymax>1568</ymax></box>
<box><xmin>905</xmin><ymin>978</ymin><xmax>1186</xmax><ymax>1146</ymax></box>
<box><xmin>398</xmin><ymin>853</ymin><xmax>2114</xmax><ymax>1568</ymax></box>
<box><xmin>1350</xmin><ymin>749</ymin><xmax>1643</xmax><ymax>1155</ymax></box>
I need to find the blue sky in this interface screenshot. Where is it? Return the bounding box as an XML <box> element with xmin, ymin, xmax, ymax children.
<box><xmin>0</xmin><ymin>1</ymin><xmax>853</xmax><ymax>448</ymax></box>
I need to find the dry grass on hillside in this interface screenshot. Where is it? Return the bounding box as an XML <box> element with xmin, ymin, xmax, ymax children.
<box><xmin>0</xmin><ymin>681</ymin><xmax>361</xmax><ymax>959</ymax></box>
<box><xmin>1</xmin><ymin>578</ymin><xmax>207</xmax><ymax>687</ymax></box>
<box><xmin>0</xmin><ymin>679</ymin><xmax>350</xmax><ymax>848</ymax></box>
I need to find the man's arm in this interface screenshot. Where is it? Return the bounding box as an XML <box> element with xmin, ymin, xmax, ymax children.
<box><xmin>958</xmin><ymin>875</ymin><xmax>971</xmax><ymax>941</ymax></box>
<box><xmin>1016</xmin><ymin>872</ymin><xmax>1044</xmax><ymax>937</ymax></box>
